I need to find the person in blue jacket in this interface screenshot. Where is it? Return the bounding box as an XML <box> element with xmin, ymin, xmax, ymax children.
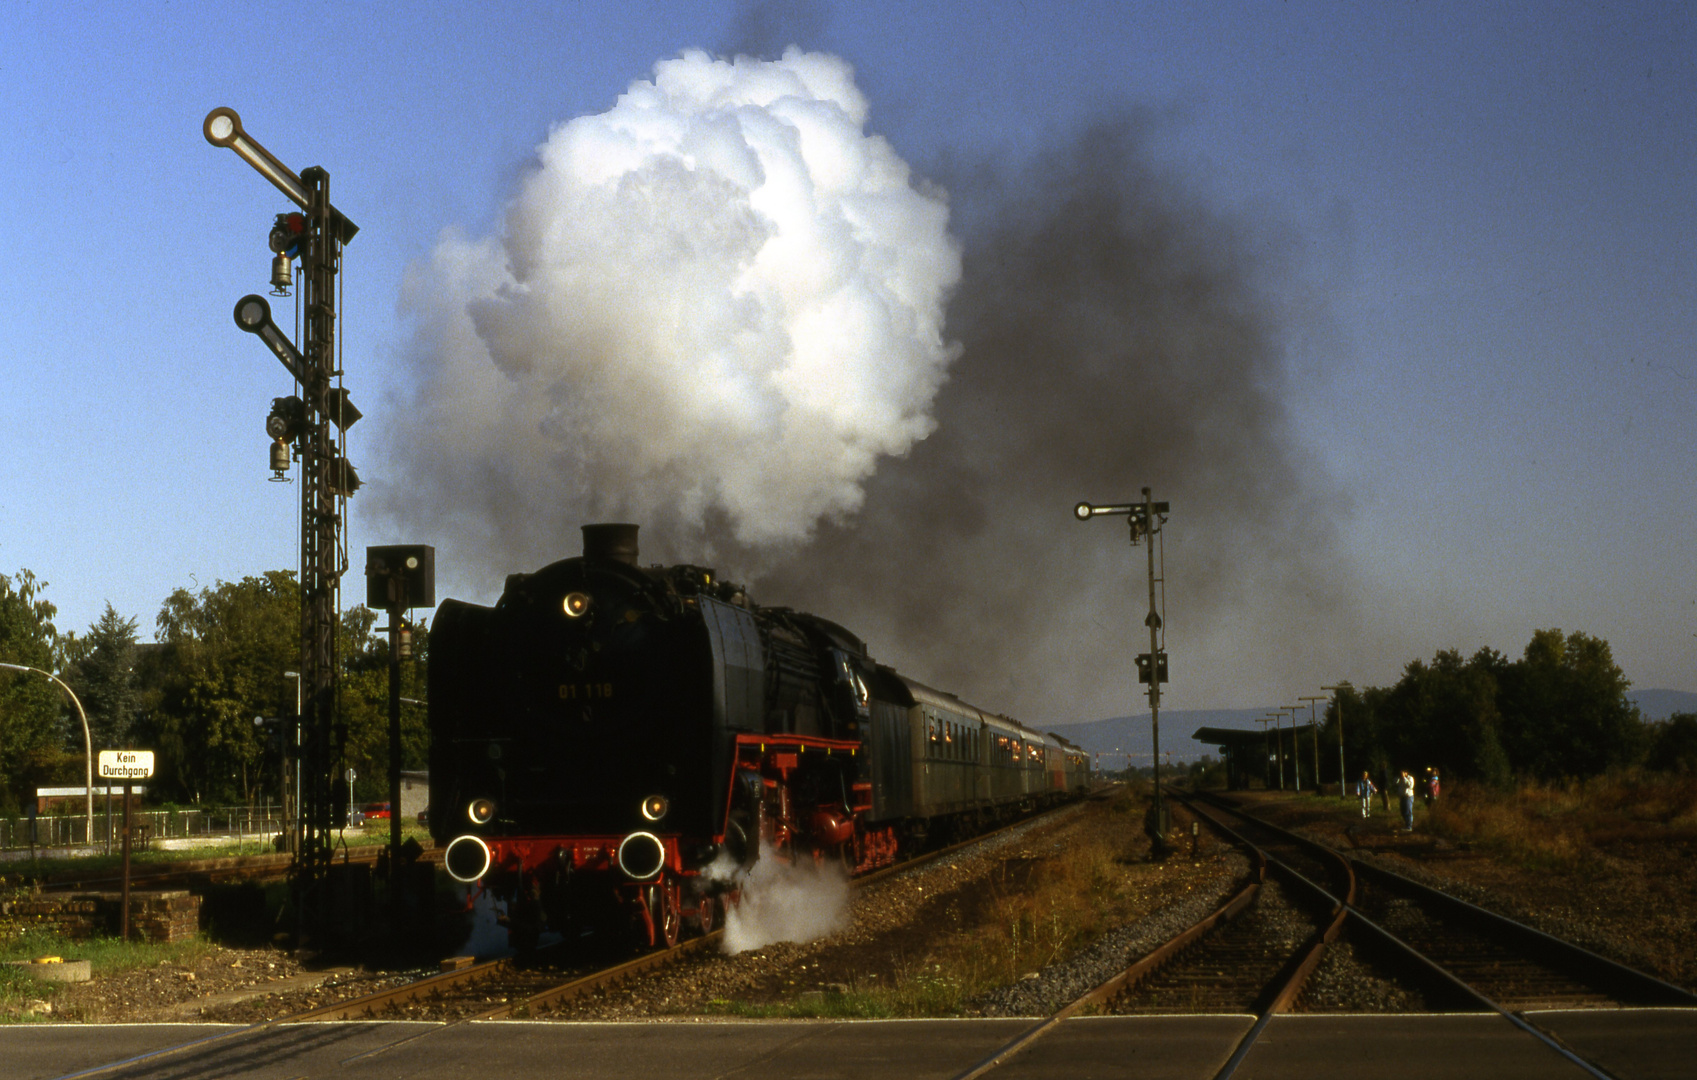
<box><xmin>1355</xmin><ymin>771</ymin><xmax>1377</xmax><ymax>818</ymax></box>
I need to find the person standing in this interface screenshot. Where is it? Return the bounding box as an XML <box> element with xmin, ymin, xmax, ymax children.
<box><xmin>1397</xmin><ymin>769</ymin><xmax>1417</xmax><ymax>831</ymax></box>
<box><xmin>1355</xmin><ymin>771</ymin><xmax>1377</xmax><ymax>818</ymax></box>
<box><xmin>1426</xmin><ymin>768</ymin><xmax>1440</xmax><ymax>806</ymax></box>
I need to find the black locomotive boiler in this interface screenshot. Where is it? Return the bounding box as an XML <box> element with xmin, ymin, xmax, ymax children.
<box><xmin>429</xmin><ymin>524</ymin><xmax>1090</xmax><ymax>949</ymax></box>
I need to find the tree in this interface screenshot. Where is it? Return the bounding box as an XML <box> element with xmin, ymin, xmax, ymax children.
<box><xmin>141</xmin><ymin>572</ymin><xmax>300</xmax><ymax>805</ymax></box>
<box><xmin>337</xmin><ymin>610</ymin><xmax>430</xmax><ymax>804</ymax></box>
<box><xmin>1645</xmin><ymin>714</ymin><xmax>1697</xmax><ymax>775</ymax></box>
<box><xmin>1367</xmin><ymin>648</ymin><xmax>1509</xmax><ymax>785</ymax></box>
<box><xmin>62</xmin><ymin>603</ymin><xmax>141</xmax><ymax>751</ymax></box>
<box><xmin>0</xmin><ymin>570</ymin><xmax>68</xmax><ymax>812</ymax></box>
<box><xmin>1499</xmin><ymin>629</ymin><xmax>1645</xmax><ymax>780</ymax></box>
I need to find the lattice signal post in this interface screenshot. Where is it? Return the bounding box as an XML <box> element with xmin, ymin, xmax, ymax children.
<box><xmin>206</xmin><ymin>108</ymin><xmax>361</xmax><ymax>950</ymax></box>
<box><xmin>1076</xmin><ymin>488</ymin><xmax>1172</xmax><ymax>851</ymax></box>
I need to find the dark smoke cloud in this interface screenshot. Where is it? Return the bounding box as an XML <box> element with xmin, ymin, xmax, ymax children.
<box><xmin>742</xmin><ymin>115</ymin><xmax>1357</xmax><ymax>721</ymax></box>
<box><xmin>721</xmin><ymin>0</ymin><xmax>832</xmax><ymax>59</ymax></box>
<box><xmin>371</xmin><ymin>61</ymin><xmax>1360</xmax><ymax>720</ymax></box>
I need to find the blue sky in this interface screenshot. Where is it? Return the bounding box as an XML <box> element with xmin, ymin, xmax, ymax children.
<box><xmin>1</xmin><ymin>1</ymin><xmax>1691</xmax><ymax>718</ymax></box>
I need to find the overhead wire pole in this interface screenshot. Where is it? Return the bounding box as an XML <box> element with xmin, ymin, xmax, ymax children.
<box><xmin>1322</xmin><ymin>683</ymin><xmax>1352</xmax><ymax>801</ymax></box>
<box><xmin>1299</xmin><ymin>695</ymin><xmax>1327</xmax><ymax>792</ymax></box>
<box><xmin>1076</xmin><ymin>488</ymin><xmax>1171</xmax><ymax>853</ymax></box>
<box><xmin>207</xmin><ymin>108</ymin><xmax>361</xmax><ymax>951</ymax></box>
<box><xmin>1282</xmin><ymin>707</ymin><xmax>1303</xmax><ymax>790</ymax></box>
<box><xmin>1264</xmin><ymin>714</ymin><xmax>1285</xmax><ymax>790</ymax></box>
<box><xmin>1252</xmin><ymin>716</ymin><xmax>1274</xmax><ymax>788</ymax></box>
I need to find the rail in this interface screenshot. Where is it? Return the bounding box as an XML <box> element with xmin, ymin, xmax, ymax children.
<box><xmin>45</xmin><ymin>799</ymin><xmax>1092</xmax><ymax>1078</ymax></box>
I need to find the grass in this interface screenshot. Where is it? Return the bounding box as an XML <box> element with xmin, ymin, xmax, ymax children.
<box><xmin>0</xmin><ymin>924</ymin><xmax>218</xmax><ymax>1024</ymax></box>
<box><xmin>1419</xmin><ymin>772</ymin><xmax>1697</xmax><ymax>871</ymax></box>
<box><xmin>705</xmin><ymin>787</ymin><xmax>1188</xmax><ymax>1019</ymax></box>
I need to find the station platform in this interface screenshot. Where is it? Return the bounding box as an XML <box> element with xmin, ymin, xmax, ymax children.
<box><xmin>3</xmin><ymin>1009</ymin><xmax>1692</xmax><ymax>1080</ymax></box>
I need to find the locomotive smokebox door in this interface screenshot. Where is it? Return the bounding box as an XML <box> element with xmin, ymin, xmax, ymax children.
<box><xmin>366</xmin><ymin>545</ymin><xmax>436</xmax><ymax>609</ymax></box>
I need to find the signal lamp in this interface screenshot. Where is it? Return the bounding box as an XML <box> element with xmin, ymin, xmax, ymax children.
<box><xmin>366</xmin><ymin>545</ymin><xmax>436</xmax><ymax>609</ymax></box>
<box><xmin>641</xmin><ymin>794</ymin><xmax>669</xmax><ymax>822</ymax></box>
<box><xmin>270</xmin><ymin>253</ymin><xmax>292</xmax><ymax>296</ymax></box>
<box><xmin>268</xmin><ymin>212</ymin><xmax>306</xmax><ymax>255</ymax></box>
<box><xmin>266</xmin><ymin>396</ymin><xmax>307</xmax><ymax>442</ymax></box>
<box><xmin>268</xmin><ymin>439</ymin><xmax>291</xmax><ymax>481</ymax></box>
<box><xmin>563</xmin><ymin>592</ymin><xmax>591</xmax><ymax>618</ymax></box>
<box><xmin>468</xmin><ymin>798</ymin><xmax>496</xmax><ymax>826</ymax></box>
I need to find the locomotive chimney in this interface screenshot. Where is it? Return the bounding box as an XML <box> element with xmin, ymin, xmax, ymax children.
<box><xmin>582</xmin><ymin>523</ymin><xmax>640</xmax><ymax>566</ymax></box>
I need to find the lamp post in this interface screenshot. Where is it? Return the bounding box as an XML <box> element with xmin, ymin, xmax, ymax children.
<box><xmin>283</xmin><ymin>671</ymin><xmax>301</xmax><ymax>853</ymax></box>
<box><xmin>1076</xmin><ymin>489</ymin><xmax>1171</xmax><ymax>849</ymax></box>
<box><xmin>1322</xmin><ymin>683</ymin><xmax>1351</xmax><ymax>801</ymax></box>
<box><xmin>0</xmin><ymin>662</ymin><xmax>93</xmax><ymax>844</ymax></box>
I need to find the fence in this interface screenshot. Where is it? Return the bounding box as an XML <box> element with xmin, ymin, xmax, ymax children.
<box><xmin>0</xmin><ymin>805</ymin><xmax>289</xmax><ymax>854</ymax></box>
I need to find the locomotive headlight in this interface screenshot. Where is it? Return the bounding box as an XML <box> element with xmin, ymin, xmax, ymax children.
<box><xmin>640</xmin><ymin>794</ymin><xmax>669</xmax><ymax>822</ymax></box>
<box><xmin>467</xmin><ymin>798</ymin><xmax>496</xmax><ymax>826</ymax></box>
<box><xmin>563</xmin><ymin>592</ymin><xmax>591</xmax><ymax>618</ymax></box>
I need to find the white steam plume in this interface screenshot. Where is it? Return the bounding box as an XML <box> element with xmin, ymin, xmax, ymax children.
<box><xmin>709</xmin><ymin>843</ymin><xmax>852</xmax><ymax>953</ymax></box>
<box><xmin>380</xmin><ymin>48</ymin><xmax>960</xmax><ymax>565</ymax></box>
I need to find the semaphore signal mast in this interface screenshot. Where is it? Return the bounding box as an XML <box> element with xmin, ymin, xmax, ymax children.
<box><xmin>205</xmin><ymin>107</ymin><xmax>361</xmax><ymax>949</ymax></box>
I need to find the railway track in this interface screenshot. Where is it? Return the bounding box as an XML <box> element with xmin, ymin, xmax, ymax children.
<box><xmin>952</xmin><ymin>787</ymin><xmax>1697</xmax><ymax>1080</ymax></box>
<box><xmin>1194</xmin><ymin>790</ymin><xmax>1697</xmax><ymax>1013</ymax></box>
<box><xmin>1106</xmin><ymin>873</ymin><xmax>1323</xmax><ymax>1015</ymax></box>
<box><xmin>60</xmin><ymin>788</ymin><xmax>1691</xmax><ymax>1080</ymax></box>
<box><xmin>49</xmin><ymin>801</ymin><xmax>1088</xmax><ymax>1078</ymax></box>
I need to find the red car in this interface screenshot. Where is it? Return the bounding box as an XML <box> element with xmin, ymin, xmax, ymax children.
<box><xmin>361</xmin><ymin>802</ymin><xmax>392</xmax><ymax>820</ymax></box>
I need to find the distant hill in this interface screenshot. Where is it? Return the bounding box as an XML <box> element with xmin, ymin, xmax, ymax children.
<box><xmin>1047</xmin><ymin>691</ymin><xmax>1697</xmax><ymax>766</ymax></box>
<box><xmin>1046</xmin><ymin>708</ymin><xmax>1274</xmax><ymax>765</ymax></box>
<box><xmin>1629</xmin><ymin>689</ymin><xmax>1697</xmax><ymax>722</ymax></box>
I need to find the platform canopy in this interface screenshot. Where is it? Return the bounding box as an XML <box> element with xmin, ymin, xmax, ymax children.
<box><xmin>1191</xmin><ymin>724</ymin><xmax>1317</xmax><ymax>789</ymax></box>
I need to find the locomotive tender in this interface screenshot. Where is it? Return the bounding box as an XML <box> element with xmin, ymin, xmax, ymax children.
<box><xmin>429</xmin><ymin>524</ymin><xmax>1090</xmax><ymax>948</ymax></box>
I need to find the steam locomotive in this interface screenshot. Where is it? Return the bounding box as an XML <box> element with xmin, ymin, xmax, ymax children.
<box><xmin>428</xmin><ymin>524</ymin><xmax>1090</xmax><ymax>949</ymax></box>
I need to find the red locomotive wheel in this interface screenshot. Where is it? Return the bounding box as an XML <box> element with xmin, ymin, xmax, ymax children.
<box><xmin>649</xmin><ymin>877</ymin><xmax>682</xmax><ymax>948</ymax></box>
<box><xmin>696</xmin><ymin>894</ymin><xmax>716</xmax><ymax>934</ymax></box>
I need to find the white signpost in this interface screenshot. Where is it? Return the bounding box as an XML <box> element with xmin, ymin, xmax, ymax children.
<box><xmin>99</xmin><ymin>750</ymin><xmax>155</xmax><ymax>941</ymax></box>
<box><xmin>98</xmin><ymin>750</ymin><xmax>155</xmax><ymax>780</ymax></box>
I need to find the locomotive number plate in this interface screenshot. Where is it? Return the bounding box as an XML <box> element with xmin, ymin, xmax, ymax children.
<box><xmin>559</xmin><ymin>682</ymin><xmax>616</xmax><ymax>700</ymax></box>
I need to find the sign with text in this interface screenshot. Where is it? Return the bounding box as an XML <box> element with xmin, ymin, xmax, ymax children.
<box><xmin>98</xmin><ymin>750</ymin><xmax>155</xmax><ymax>780</ymax></box>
